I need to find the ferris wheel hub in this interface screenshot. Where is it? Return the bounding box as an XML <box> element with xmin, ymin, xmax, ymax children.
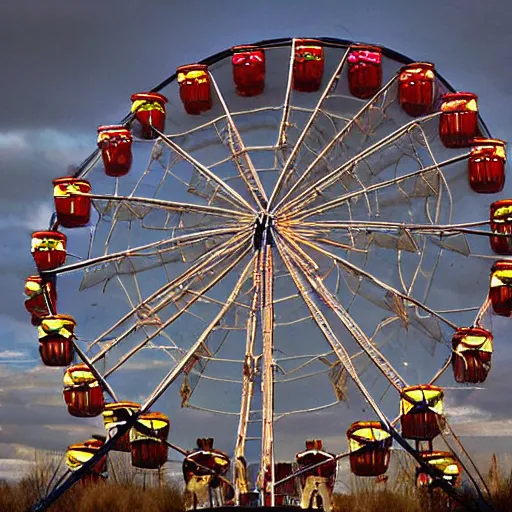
<box><xmin>254</xmin><ymin>214</ymin><xmax>274</xmax><ymax>250</ymax></box>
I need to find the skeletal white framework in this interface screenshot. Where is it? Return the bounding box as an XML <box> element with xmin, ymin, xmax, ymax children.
<box><xmin>38</xmin><ymin>37</ymin><xmax>502</xmax><ymax>507</ymax></box>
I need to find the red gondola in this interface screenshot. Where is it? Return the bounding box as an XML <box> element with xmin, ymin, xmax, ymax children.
<box><xmin>439</xmin><ymin>92</ymin><xmax>478</xmax><ymax>148</ymax></box>
<box><xmin>130</xmin><ymin>92</ymin><xmax>167</xmax><ymax>139</ymax></box>
<box><xmin>347</xmin><ymin>421</ymin><xmax>392</xmax><ymax>477</ymax></box>
<box><xmin>52</xmin><ymin>177</ymin><xmax>91</xmax><ymax>228</ymax></box>
<box><xmin>232</xmin><ymin>46</ymin><xmax>266</xmax><ymax>97</ymax></box>
<box><xmin>63</xmin><ymin>364</ymin><xmax>104</xmax><ymax>417</ymax></box>
<box><xmin>451</xmin><ymin>327</ymin><xmax>492</xmax><ymax>384</ymax></box>
<box><xmin>38</xmin><ymin>315</ymin><xmax>75</xmax><ymax>367</ymax></box>
<box><xmin>261</xmin><ymin>462</ymin><xmax>297</xmax><ymax>506</ymax></box>
<box><xmin>490</xmin><ymin>199</ymin><xmax>512</xmax><ymax>254</ymax></box>
<box><xmin>398</xmin><ymin>62</ymin><xmax>435</xmax><ymax>117</ymax></box>
<box><xmin>273</xmin><ymin>462</ymin><xmax>299</xmax><ymax>505</ymax></box>
<box><xmin>400</xmin><ymin>385</ymin><xmax>444</xmax><ymax>441</ymax></box>
<box><xmin>348</xmin><ymin>45</ymin><xmax>382</xmax><ymax>99</ymax></box>
<box><xmin>103</xmin><ymin>402</ymin><xmax>141</xmax><ymax>452</ymax></box>
<box><xmin>295</xmin><ymin>440</ymin><xmax>336</xmax><ymax>511</ymax></box>
<box><xmin>97</xmin><ymin>125</ymin><xmax>133</xmax><ymax>177</ymax></box>
<box><xmin>416</xmin><ymin>451</ymin><xmax>461</xmax><ymax>488</ymax></box>
<box><xmin>66</xmin><ymin>438</ymin><xmax>107</xmax><ymax>487</ymax></box>
<box><xmin>177</xmin><ymin>65</ymin><xmax>212</xmax><ymax>115</ymax></box>
<box><xmin>24</xmin><ymin>275</ymin><xmax>57</xmax><ymax>325</ymax></box>
<box><xmin>183</xmin><ymin>438</ymin><xmax>232</xmax><ymax>508</ymax></box>
<box><xmin>490</xmin><ymin>260</ymin><xmax>512</xmax><ymax>316</ymax></box>
<box><xmin>31</xmin><ymin>231</ymin><xmax>67</xmax><ymax>271</ymax></box>
<box><xmin>130</xmin><ymin>412</ymin><xmax>170</xmax><ymax>469</ymax></box>
<box><xmin>292</xmin><ymin>40</ymin><xmax>324</xmax><ymax>93</ymax></box>
<box><xmin>468</xmin><ymin>139</ymin><xmax>506</xmax><ymax>193</ymax></box>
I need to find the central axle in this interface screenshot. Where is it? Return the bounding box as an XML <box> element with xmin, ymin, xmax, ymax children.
<box><xmin>253</xmin><ymin>214</ymin><xmax>274</xmax><ymax>250</ymax></box>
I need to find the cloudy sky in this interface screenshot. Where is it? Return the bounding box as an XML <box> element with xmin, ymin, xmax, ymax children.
<box><xmin>2</xmin><ymin>0</ymin><xmax>512</xmax><ymax>487</ymax></box>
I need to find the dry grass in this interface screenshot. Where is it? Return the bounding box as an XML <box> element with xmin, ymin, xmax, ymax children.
<box><xmin>0</xmin><ymin>451</ymin><xmax>184</xmax><ymax>512</ymax></box>
<box><xmin>0</xmin><ymin>480</ymin><xmax>183</xmax><ymax>512</ymax></box>
<box><xmin>2</xmin><ymin>451</ymin><xmax>512</xmax><ymax>511</ymax></box>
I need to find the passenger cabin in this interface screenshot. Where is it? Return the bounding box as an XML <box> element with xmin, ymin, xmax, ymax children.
<box><xmin>130</xmin><ymin>92</ymin><xmax>167</xmax><ymax>139</ymax></box>
<box><xmin>63</xmin><ymin>364</ymin><xmax>104</xmax><ymax>417</ymax></box>
<box><xmin>232</xmin><ymin>46</ymin><xmax>266</xmax><ymax>97</ymax></box>
<box><xmin>439</xmin><ymin>92</ymin><xmax>478</xmax><ymax>148</ymax></box>
<box><xmin>347</xmin><ymin>45</ymin><xmax>382</xmax><ymax>99</ymax></box>
<box><xmin>97</xmin><ymin>125</ymin><xmax>133</xmax><ymax>177</ymax></box>
<box><xmin>176</xmin><ymin>65</ymin><xmax>212</xmax><ymax>115</ymax></box>
<box><xmin>400</xmin><ymin>385</ymin><xmax>444</xmax><ymax>441</ymax></box>
<box><xmin>31</xmin><ymin>231</ymin><xmax>67</xmax><ymax>271</ymax></box>
<box><xmin>347</xmin><ymin>421</ymin><xmax>392</xmax><ymax>477</ymax></box>
<box><xmin>451</xmin><ymin>327</ymin><xmax>493</xmax><ymax>384</ymax></box>
<box><xmin>38</xmin><ymin>314</ymin><xmax>75</xmax><ymax>367</ymax></box>
<box><xmin>52</xmin><ymin>177</ymin><xmax>91</xmax><ymax>228</ymax></box>
<box><xmin>398</xmin><ymin>62</ymin><xmax>435</xmax><ymax>117</ymax></box>
<box><xmin>130</xmin><ymin>411</ymin><xmax>170</xmax><ymax>469</ymax></box>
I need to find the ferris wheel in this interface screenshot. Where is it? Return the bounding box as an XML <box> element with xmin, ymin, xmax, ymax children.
<box><xmin>26</xmin><ymin>37</ymin><xmax>509</xmax><ymax>511</ymax></box>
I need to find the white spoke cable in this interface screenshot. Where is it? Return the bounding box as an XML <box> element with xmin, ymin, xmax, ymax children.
<box><xmin>88</xmin><ymin>229</ymin><xmax>252</xmax><ymax>356</ymax></box>
<box><xmin>269</xmin><ymin>45</ymin><xmax>351</xmax><ymax>208</ymax></box>
<box><xmin>272</xmin><ymin>75</ymin><xmax>400</xmax><ymax>213</ymax></box>
<box><xmin>152</xmin><ymin>127</ymin><xmax>257</xmax><ymax>213</ymax></box>
<box><xmin>290</xmin><ymin>152</ymin><xmax>469</xmax><ymax>221</ymax></box>
<box><xmin>103</xmin><ymin>244</ymin><xmax>251</xmax><ymax>377</ymax></box>
<box><xmin>290</xmin><ymin>232</ymin><xmax>458</xmax><ymax>330</ymax></box>
<box><xmin>276</xmin><ymin>113</ymin><xmax>443</xmax><ymax>217</ymax></box>
<box><xmin>209</xmin><ymin>71</ymin><xmax>268</xmax><ymax>210</ymax></box>
<box><xmin>276</xmin><ymin>38</ymin><xmax>297</xmax><ymax>149</ymax></box>
<box><xmin>43</xmin><ymin>226</ymin><xmax>250</xmax><ymax>276</ymax></box>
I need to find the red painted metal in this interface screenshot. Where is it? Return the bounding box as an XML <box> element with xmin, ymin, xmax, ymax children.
<box><xmin>398</xmin><ymin>62</ymin><xmax>435</xmax><ymax>117</ymax></box>
<box><xmin>53</xmin><ymin>177</ymin><xmax>91</xmax><ymax>228</ymax></box>
<box><xmin>232</xmin><ymin>46</ymin><xmax>266</xmax><ymax>97</ymax></box>
<box><xmin>177</xmin><ymin>64</ymin><xmax>212</xmax><ymax>115</ymax></box>
<box><xmin>31</xmin><ymin>231</ymin><xmax>67</xmax><ymax>271</ymax></box>
<box><xmin>293</xmin><ymin>40</ymin><xmax>325</xmax><ymax>93</ymax></box>
<box><xmin>130</xmin><ymin>92</ymin><xmax>167</xmax><ymax>139</ymax></box>
<box><xmin>451</xmin><ymin>327</ymin><xmax>492</xmax><ymax>384</ymax></box>
<box><xmin>348</xmin><ymin>45</ymin><xmax>382</xmax><ymax>99</ymax></box>
<box><xmin>347</xmin><ymin>421</ymin><xmax>391</xmax><ymax>477</ymax></box>
<box><xmin>490</xmin><ymin>260</ymin><xmax>512</xmax><ymax>316</ymax></box>
<box><xmin>439</xmin><ymin>92</ymin><xmax>478</xmax><ymax>148</ymax></box>
<box><xmin>24</xmin><ymin>275</ymin><xmax>57</xmax><ymax>325</ymax></box>
<box><xmin>490</xmin><ymin>199</ymin><xmax>512</xmax><ymax>254</ymax></box>
<box><xmin>97</xmin><ymin>125</ymin><xmax>133</xmax><ymax>177</ymax></box>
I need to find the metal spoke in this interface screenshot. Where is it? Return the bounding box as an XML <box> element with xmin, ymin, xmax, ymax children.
<box><xmin>259</xmin><ymin>241</ymin><xmax>275</xmax><ymax>506</ymax></box>
<box><xmin>234</xmin><ymin>257</ymin><xmax>259</xmax><ymax>487</ymax></box>
<box><xmin>209</xmin><ymin>72</ymin><xmax>269</xmax><ymax>210</ymax></box>
<box><xmin>88</xmin><ymin>229</ymin><xmax>252</xmax><ymax>356</ymax></box>
<box><xmin>276</xmin><ymin>231</ymin><xmax>407</xmax><ymax>391</ymax></box>
<box><xmin>276</xmin><ymin>38</ymin><xmax>297</xmax><ymax>149</ymax></box>
<box><xmin>287</xmin><ymin>230</ymin><xmax>458</xmax><ymax>330</ymax></box>
<box><xmin>269</xmin><ymin>45</ymin><xmax>351</xmax><ymax>208</ymax></box>
<box><xmin>152</xmin><ymin>127</ymin><xmax>257</xmax><ymax>213</ymax></box>
<box><xmin>43</xmin><ymin>225</ymin><xmax>249</xmax><ymax>276</ymax></box>
<box><xmin>87</xmin><ymin>192</ymin><xmax>251</xmax><ymax>218</ymax></box>
<box><xmin>102</xmin><ymin>243</ymin><xmax>251</xmax><ymax>377</ymax></box>
<box><xmin>296</xmin><ymin>219</ymin><xmax>490</xmax><ymax>233</ymax></box>
<box><xmin>276</xmin><ymin>113</ymin><xmax>442</xmax><ymax>217</ymax></box>
<box><xmin>288</xmin><ymin>152</ymin><xmax>469</xmax><ymax>221</ymax></box>
<box><xmin>272</xmin><ymin>75</ymin><xmax>400</xmax><ymax>214</ymax></box>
